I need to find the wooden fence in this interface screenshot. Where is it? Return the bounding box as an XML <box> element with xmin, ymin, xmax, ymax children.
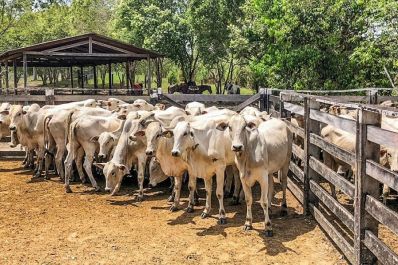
<box><xmin>275</xmin><ymin>91</ymin><xmax>398</xmax><ymax>265</ymax></box>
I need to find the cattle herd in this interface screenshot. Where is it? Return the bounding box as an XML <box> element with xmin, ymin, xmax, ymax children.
<box><xmin>0</xmin><ymin>97</ymin><xmax>396</xmax><ymax>237</ymax></box>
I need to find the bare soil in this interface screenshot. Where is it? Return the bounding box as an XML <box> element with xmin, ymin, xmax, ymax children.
<box><xmin>0</xmin><ymin>160</ymin><xmax>347</xmax><ymax>265</ymax></box>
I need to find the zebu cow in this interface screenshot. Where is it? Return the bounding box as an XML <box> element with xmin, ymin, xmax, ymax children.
<box><xmin>165</xmin><ymin>113</ymin><xmax>238</xmax><ymax>223</ymax></box>
<box><xmin>216</xmin><ymin>115</ymin><xmax>292</xmax><ymax>235</ymax></box>
<box><xmin>45</xmin><ymin>107</ymin><xmax>113</xmax><ymax>180</ymax></box>
<box><xmin>185</xmin><ymin>102</ymin><xmax>206</xmax><ymax>116</ymax></box>
<box><xmin>97</xmin><ymin>112</ymin><xmax>152</xmax><ymax>199</ymax></box>
<box><xmin>97</xmin><ymin>98</ymin><xmax>127</xmax><ymax>111</ymax></box>
<box><xmin>64</xmin><ymin>113</ymin><xmax>126</xmax><ymax>192</ymax></box>
<box><xmin>0</xmin><ymin>103</ymin><xmax>12</xmax><ymax>139</ymax></box>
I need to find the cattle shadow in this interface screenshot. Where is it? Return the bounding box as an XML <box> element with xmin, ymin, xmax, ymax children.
<box><xmin>107</xmin><ymin>199</ymin><xmax>139</xmax><ymax>207</ymax></box>
<box><xmin>0</xmin><ymin>166</ymin><xmax>26</xmax><ymax>172</ymax></box>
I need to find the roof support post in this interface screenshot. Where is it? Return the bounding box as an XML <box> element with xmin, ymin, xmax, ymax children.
<box><xmin>0</xmin><ymin>63</ymin><xmax>2</xmax><ymax>90</ymax></box>
<box><xmin>108</xmin><ymin>62</ymin><xmax>112</xmax><ymax>95</ymax></box>
<box><xmin>13</xmin><ymin>60</ymin><xmax>17</xmax><ymax>94</ymax></box>
<box><xmin>147</xmin><ymin>55</ymin><xmax>151</xmax><ymax>95</ymax></box>
<box><xmin>5</xmin><ymin>61</ymin><xmax>9</xmax><ymax>92</ymax></box>
<box><xmin>70</xmin><ymin>66</ymin><xmax>74</xmax><ymax>88</ymax></box>
<box><xmin>80</xmin><ymin>65</ymin><xmax>84</xmax><ymax>89</ymax></box>
<box><xmin>125</xmin><ymin>61</ymin><xmax>130</xmax><ymax>91</ymax></box>
<box><xmin>89</xmin><ymin>37</ymin><xmax>93</xmax><ymax>54</ymax></box>
<box><xmin>93</xmin><ymin>65</ymin><xmax>98</xmax><ymax>90</ymax></box>
<box><xmin>23</xmin><ymin>53</ymin><xmax>28</xmax><ymax>93</ymax></box>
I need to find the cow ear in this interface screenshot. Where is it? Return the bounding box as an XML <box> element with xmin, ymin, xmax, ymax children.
<box><xmin>216</xmin><ymin>122</ymin><xmax>228</xmax><ymax>131</ymax></box>
<box><xmin>1</xmin><ymin>110</ymin><xmax>9</xmax><ymax>115</ymax></box>
<box><xmin>90</xmin><ymin>136</ymin><xmax>99</xmax><ymax>142</ymax></box>
<box><xmin>185</xmin><ymin>110</ymin><xmax>191</xmax><ymax>115</ymax></box>
<box><xmin>258</xmin><ymin>112</ymin><xmax>271</xmax><ymax>121</ymax></box>
<box><xmin>134</xmin><ymin>130</ymin><xmax>145</xmax><ymax>137</ymax></box>
<box><xmin>22</xmin><ymin>110</ymin><xmax>27</xmax><ymax>115</ymax></box>
<box><xmin>162</xmin><ymin>130</ymin><xmax>173</xmax><ymax>138</ymax></box>
<box><xmin>117</xmin><ymin>164</ymin><xmax>126</xmax><ymax>171</ymax></box>
<box><xmin>246</xmin><ymin>122</ymin><xmax>257</xmax><ymax>131</ymax></box>
<box><xmin>93</xmin><ymin>162</ymin><xmax>105</xmax><ymax>169</ymax></box>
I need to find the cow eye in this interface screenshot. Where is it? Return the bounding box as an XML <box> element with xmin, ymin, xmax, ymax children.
<box><xmin>190</xmin><ymin>132</ymin><xmax>194</xmax><ymax>137</ymax></box>
<box><xmin>111</xmin><ymin>171</ymin><xmax>115</xmax><ymax>176</ymax></box>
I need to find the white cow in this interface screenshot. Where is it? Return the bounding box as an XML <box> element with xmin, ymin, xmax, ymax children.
<box><xmin>216</xmin><ymin>115</ymin><xmax>292</xmax><ymax>235</ymax></box>
<box><xmin>185</xmin><ymin>102</ymin><xmax>206</xmax><ymax>116</ymax></box>
<box><xmin>64</xmin><ymin>113</ymin><xmax>126</xmax><ymax>192</ymax></box>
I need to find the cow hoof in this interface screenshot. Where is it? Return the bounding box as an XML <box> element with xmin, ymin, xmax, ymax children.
<box><xmin>169</xmin><ymin>205</ymin><xmax>178</xmax><ymax>212</ymax></box>
<box><xmin>65</xmin><ymin>186</ymin><xmax>72</xmax><ymax>193</ymax></box>
<box><xmin>243</xmin><ymin>224</ymin><xmax>252</xmax><ymax>231</ymax></box>
<box><xmin>167</xmin><ymin>195</ymin><xmax>174</xmax><ymax>203</ymax></box>
<box><xmin>137</xmin><ymin>196</ymin><xmax>144</xmax><ymax>202</ymax></box>
<box><xmin>32</xmin><ymin>173</ymin><xmax>41</xmax><ymax>178</ymax></box>
<box><xmin>94</xmin><ymin>187</ymin><xmax>101</xmax><ymax>192</ymax></box>
<box><xmin>81</xmin><ymin>178</ymin><xmax>87</xmax><ymax>184</ymax></box>
<box><xmin>230</xmin><ymin>196</ymin><xmax>240</xmax><ymax>206</ymax></box>
<box><xmin>218</xmin><ymin>218</ymin><xmax>227</xmax><ymax>225</ymax></box>
<box><xmin>280</xmin><ymin>209</ymin><xmax>288</xmax><ymax>217</ymax></box>
<box><xmin>200</xmin><ymin>212</ymin><xmax>209</xmax><ymax>219</ymax></box>
<box><xmin>264</xmin><ymin>230</ymin><xmax>273</xmax><ymax>237</ymax></box>
<box><xmin>185</xmin><ymin>206</ymin><xmax>194</xmax><ymax>213</ymax></box>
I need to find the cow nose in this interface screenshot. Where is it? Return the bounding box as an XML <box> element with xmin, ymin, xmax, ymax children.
<box><xmin>171</xmin><ymin>150</ymin><xmax>180</xmax><ymax>157</ymax></box>
<box><xmin>98</xmin><ymin>154</ymin><xmax>106</xmax><ymax>159</ymax></box>
<box><xmin>146</xmin><ymin>150</ymin><xmax>153</xmax><ymax>156</ymax></box>
<box><xmin>148</xmin><ymin>183</ymin><xmax>154</xmax><ymax>188</ymax></box>
<box><xmin>9</xmin><ymin>126</ymin><xmax>16</xmax><ymax>131</ymax></box>
<box><xmin>232</xmin><ymin>144</ymin><xmax>243</xmax><ymax>152</ymax></box>
<box><xmin>0</xmin><ymin>121</ymin><xmax>2</xmax><ymax>124</ymax></box>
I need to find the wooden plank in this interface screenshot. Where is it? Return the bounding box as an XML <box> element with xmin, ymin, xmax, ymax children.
<box><xmin>269</xmin><ymin>95</ymin><xmax>280</xmax><ymax>103</ymax></box>
<box><xmin>309</xmin><ymin>203</ymin><xmax>355</xmax><ymax>264</ymax></box>
<box><xmin>42</xmin><ymin>40</ymin><xmax>89</xmax><ymax>53</ymax></box>
<box><xmin>0</xmin><ymin>150</ymin><xmax>25</xmax><ymax>157</ymax></box>
<box><xmin>363</xmin><ymin>230</ymin><xmax>398</xmax><ymax>265</ymax></box>
<box><xmin>25</xmin><ymin>51</ymin><xmax>147</xmax><ymax>58</ymax></box>
<box><xmin>365</xmin><ymin>195</ymin><xmax>398</xmax><ymax>236</ymax></box>
<box><xmin>234</xmin><ymin>93</ymin><xmax>260</xmax><ymax>111</ymax></box>
<box><xmin>310</xmin><ymin>180</ymin><xmax>354</xmax><ymax>231</ymax></box>
<box><xmin>284</xmin><ymin>120</ymin><xmax>305</xmax><ymax>138</ymax></box>
<box><xmin>366</xmin><ymin>160</ymin><xmax>398</xmax><ymax>192</ymax></box>
<box><xmin>53</xmin><ymin>95</ymin><xmax>150</xmax><ymax>103</ymax></box>
<box><xmin>310</xmin><ymin>109</ymin><xmax>356</xmax><ymax>134</ymax></box>
<box><xmin>284</xmin><ymin>102</ymin><xmax>304</xmax><ymax>115</ymax></box>
<box><xmin>165</xmin><ymin>94</ymin><xmax>251</xmax><ymax>104</ymax></box>
<box><xmin>367</xmin><ymin>125</ymin><xmax>398</xmax><ymax>149</ymax></box>
<box><xmin>309</xmin><ymin>156</ymin><xmax>355</xmax><ymax>198</ymax></box>
<box><xmin>0</xmin><ymin>95</ymin><xmax>46</xmax><ymax>102</ymax></box>
<box><xmin>292</xmin><ymin>143</ymin><xmax>304</xmax><ymax>161</ymax></box>
<box><xmin>310</xmin><ymin>133</ymin><xmax>355</xmax><ymax>167</ymax></box>
<box><xmin>289</xmin><ymin>161</ymin><xmax>304</xmax><ymax>182</ymax></box>
<box><xmin>287</xmin><ymin>177</ymin><xmax>303</xmax><ymax>204</ymax></box>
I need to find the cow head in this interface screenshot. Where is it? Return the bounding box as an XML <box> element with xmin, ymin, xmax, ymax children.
<box><xmin>96</xmin><ymin>132</ymin><xmax>118</xmax><ymax>161</ymax></box>
<box><xmin>100</xmin><ymin>161</ymin><xmax>129</xmax><ymax>196</ymax></box>
<box><xmin>9</xmin><ymin>105</ymin><xmax>26</xmax><ymax>132</ymax></box>
<box><xmin>148</xmin><ymin>158</ymin><xmax>168</xmax><ymax>188</ymax></box>
<box><xmin>216</xmin><ymin>114</ymin><xmax>256</xmax><ymax>154</ymax></box>
<box><xmin>133</xmin><ymin>121</ymin><xmax>164</xmax><ymax>157</ymax></box>
<box><xmin>170</xmin><ymin>121</ymin><xmax>197</xmax><ymax>157</ymax></box>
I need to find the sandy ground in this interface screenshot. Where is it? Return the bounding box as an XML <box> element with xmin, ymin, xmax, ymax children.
<box><xmin>0</xmin><ymin>160</ymin><xmax>348</xmax><ymax>265</ymax></box>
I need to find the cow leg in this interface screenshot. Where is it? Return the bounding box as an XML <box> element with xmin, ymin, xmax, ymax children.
<box><xmin>136</xmin><ymin>158</ymin><xmax>146</xmax><ymax>202</ymax></box>
<box><xmin>259</xmin><ymin>172</ymin><xmax>272</xmax><ymax>237</ymax></box>
<box><xmin>224</xmin><ymin>166</ymin><xmax>233</xmax><ymax>197</ymax></box>
<box><xmin>186</xmin><ymin>175</ymin><xmax>197</xmax><ymax>213</ymax></box>
<box><xmin>64</xmin><ymin>151</ymin><xmax>73</xmax><ymax>193</ymax></box>
<box><xmin>55</xmin><ymin>146</ymin><xmax>65</xmax><ymax>181</ymax></box>
<box><xmin>170</xmin><ymin>176</ymin><xmax>182</xmax><ymax>212</ymax></box>
<box><xmin>83</xmin><ymin>154</ymin><xmax>100</xmax><ymax>192</ymax></box>
<box><xmin>75</xmin><ymin>147</ymin><xmax>86</xmax><ymax>183</ymax></box>
<box><xmin>34</xmin><ymin>149</ymin><xmax>45</xmax><ymax>178</ymax></box>
<box><xmin>216</xmin><ymin>169</ymin><xmax>227</xmax><ymax>224</ymax></box>
<box><xmin>280</xmin><ymin>162</ymin><xmax>289</xmax><ymax>216</ymax></box>
<box><xmin>241</xmin><ymin>179</ymin><xmax>253</xmax><ymax>231</ymax></box>
<box><xmin>268</xmin><ymin>174</ymin><xmax>274</xmax><ymax>213</ymax></box>
<box><xmin>324</xmin><ymin>152</ymin><xmax>337</xmax><ymax>199</ymax></box>
<box><xmin>201</xmin><ymin>177</ymin><xmax>213</xmax><ymax>219</ymax></box>
<box><xmin>167</xmin><ymin>176</ymin><xmax>175</xmax><ymax>202</ymax></box>
<box><xmin>231</xmin><ymin>166</ymin><xmax>241</xmax><ymax>205</ymax></box>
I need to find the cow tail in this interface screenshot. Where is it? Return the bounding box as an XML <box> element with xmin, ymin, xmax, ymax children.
<box><xmin>64</xmin><ymin>109</ymin><xmax>75</xmax><ymax>148</ymax></box>
<box><xmin>43</xmin><ymin>115</ymin><xmax>53</xmax><ymax>156</ymax></box>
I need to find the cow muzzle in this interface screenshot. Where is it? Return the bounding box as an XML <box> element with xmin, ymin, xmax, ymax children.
<box><xmin>171</xmin><ymin>150</ymin><xmax>180</xmax><ymax>157</ymax></box>
<box><xmin>98</xmin><ymin>154</ymin><xmax>106</xmax><ymax>160</ymax></box>
<box><xmin>9</xmin><ymin>125</ymin><xmax>16</xmax><ymax>131</ymax></box>
<box><xmin>146</xmin><ymin>150</ymin><xmax>154</xmax><ymax>156</ymax></box>
<box><xmin>232</xmin><ymin>144</ymin><xmax>243</xmax><ymax>152</ymax></box>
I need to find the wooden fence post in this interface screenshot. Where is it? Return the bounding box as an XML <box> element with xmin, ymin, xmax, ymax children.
<box><xmin>303</xmin><ymin>97</ymin><xmax>321</xmax><ymax>215</ymax></box>
<box><xmin>354</xmin><ymin>107</ymin><xmax>380</xmax><ymax>265</ymax></box>
<box><xmin>367</xmin><ymin>89</ymin><xmax>378</xmax><ymax>105</ymax></box>
<box><xmin>45</xmin><ymin>88</ymin><xmax>55</xmax><ymax>105</ymax></box>
<box><xmin>259</xmin><ymin>88</ymin><xmax>266</xmax><ymax>111</ymax></box>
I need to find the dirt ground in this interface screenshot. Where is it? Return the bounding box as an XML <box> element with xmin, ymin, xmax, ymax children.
<box><xmin>0</xmin><ymin>160</ymin><xmax>348</xmax><ymax>265</ymax></box>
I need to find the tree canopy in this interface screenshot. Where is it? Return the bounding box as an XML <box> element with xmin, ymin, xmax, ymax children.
<box><xmin>0</xmin><ymin>0</ymin><xmax>397</xmax><ymax>92</ymax></box>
